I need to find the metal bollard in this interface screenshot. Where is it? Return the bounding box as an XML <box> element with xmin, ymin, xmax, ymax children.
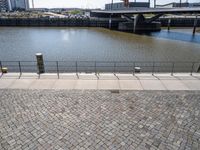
<box><xmin>36</xmin><ymin>53</ymin><xmax>45</xmax><ymax>74</ymax></box>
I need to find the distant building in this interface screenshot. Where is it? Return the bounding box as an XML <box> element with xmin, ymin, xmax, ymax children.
<box><xmin>0</xmin><ymin>0</ymin><xmax>10</xmax><ymax>11</ymax></box>
<box><xmin>156</xmin><ymin>2</ymin><xmax>200</xmax><ymax>8</ymax></box>
<box><xmin>105</xmin><ymin>2</ymin><xmax>150</xmax><ymax>10</ymax></box>
<box><xmin>9</xmin><ymin>0</ymin><xmax>29</xmax><ymax>11</ymax></box>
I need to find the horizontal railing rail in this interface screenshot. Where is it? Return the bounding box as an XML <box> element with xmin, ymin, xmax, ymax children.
<box><xmin>0</xmin><ymin>61</ymin><xmax>200</xmax><ymax>78</ymax></box>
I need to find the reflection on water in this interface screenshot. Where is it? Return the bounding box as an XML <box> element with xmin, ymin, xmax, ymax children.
<box><xmin>146</xmin><ymin>29</ymin><xmax>200</xmax><ymax>44</ymax></box>
<box><xmin>0</xmin><ymin>27</ymin><xmax>200</xmax><ymax>62</ymax></box>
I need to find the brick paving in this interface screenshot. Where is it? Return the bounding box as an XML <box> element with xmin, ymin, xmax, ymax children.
<box><xmin>0</xmin><ymin>90</ymin><xmax>200</xmax><ymax>150</ymax></box>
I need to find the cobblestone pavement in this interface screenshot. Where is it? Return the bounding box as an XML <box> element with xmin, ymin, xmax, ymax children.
<box><xmin>0</xmin><ymin>90</ymin><xmax>200</xmax><ymax>150</ymax></box>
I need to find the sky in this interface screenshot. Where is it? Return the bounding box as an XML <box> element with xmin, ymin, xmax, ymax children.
<box><xmin>30</xmin><ymin>0</ymin><xmax>200</xmax><ymax>9</ymax></box>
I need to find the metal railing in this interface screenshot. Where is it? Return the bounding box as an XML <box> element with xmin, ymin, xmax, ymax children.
<box><xmin>0</xmin><ymin>61</ymin><xmax>200</xmax><ymax>78</ymax></box>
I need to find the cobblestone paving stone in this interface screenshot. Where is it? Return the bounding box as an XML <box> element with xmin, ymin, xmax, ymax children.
<box><xmin>0</xmin><ymin>90</ymin><xmax>200</xmax><ymax>150</ymax></box>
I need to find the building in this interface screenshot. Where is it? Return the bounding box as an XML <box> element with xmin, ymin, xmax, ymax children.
<box><xmin>9</xmin><ymin>0</ymin><xmax>29</xmax><ymax>11</ymax></box>
<box><xmin>0</xmin><ymin>0</ymin><xmax>10</xmax><ymax>11</ymax></box>
<box><xmin>156</xmin><ymin>2</ymin><xmax>200</xmax><ymax>8</ymax></box>
<box><xmin>105</xmin><ymin>2</ymin><xmax>150</xmax><ymax>10</ymax></box>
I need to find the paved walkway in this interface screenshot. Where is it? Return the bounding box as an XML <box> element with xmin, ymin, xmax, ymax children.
<box><xmin>0</xmin><ymin>73</ymin><xmax>200</xmax><ymax>90</ymax></box>
<box><xmin>0</xmin><ymin>90</ymin><xmax>200</xmax><ymax>150</ymax></box>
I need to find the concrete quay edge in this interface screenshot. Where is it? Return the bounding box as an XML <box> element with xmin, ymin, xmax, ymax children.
<box><xmin>0</xmin><ymin>73</ymin><xmax>200</xmax><ymax>90</ymax></box>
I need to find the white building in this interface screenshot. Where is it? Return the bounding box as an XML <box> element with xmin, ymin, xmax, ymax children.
<box><xmin>156</xmin><ymin>2</ymin><xmax>200</xmax><ymax>8</ymax></box>
<box><xmin>9</xmin><ymin>0</ymin><xmax>29</xmax><ymax>11</ymax></box>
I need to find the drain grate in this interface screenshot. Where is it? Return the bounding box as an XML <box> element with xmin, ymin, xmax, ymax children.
<box><xmin>110</xmin><ymin>90</ymin><xmax>120</xmax><ymax>94</ymax></box>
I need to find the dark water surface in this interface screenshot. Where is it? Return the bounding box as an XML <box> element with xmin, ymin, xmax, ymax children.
<box><xmin>0</xmin><ymin>27</ymin><xmax>200</xmax><ymax>62</ymax></box>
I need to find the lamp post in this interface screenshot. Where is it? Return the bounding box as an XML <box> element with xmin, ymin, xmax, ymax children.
<box><xmin>111</xmin><ymin>0</ymin><xmax>113</xmax><ymax>10</ymax></box>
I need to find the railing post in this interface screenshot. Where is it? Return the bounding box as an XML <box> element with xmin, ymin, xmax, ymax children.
<box><xmin>76</xmin><ymin>61</ymin><xmax>79</xmax><ymax>79</ymax></box>
<box><xmin>190</xmin><ymin>62</ymin><xmax>195</xmax><ymax>76</ymax></box>
<box><xmin>56</xmin><ymin>61</ymin><xmax>59</xmax><ymax>79</ymax></box>
<box><xmin>114</xmin><ymin>62</ymin><xmax>116</xmax><ymax>75</ymax></box>
<box><xmin>18</xmin><ymin>61</ymin><xmax>22</xmax><ymax>78</ymax></box>
<box><xmin>0</xmin><ymin>61</ymin><xmax>3</xmax><ymax>77</ymax></box>
<box><xmin>95</xmin><ymin>61</ymin><xmax>97</xmax><ymax>74</ymax></box>
<box><xmin>171</xmin><ymin>62</ymin><xmax>175</xmax><ymax>76</ymax></box>
<box><xmin>152</xmin><ymin>62</ymin><xmax>155</xmax><ymax>75</ymax></box>
<box><xmin>133</xmin><ymin>62</ymin><xmax>135</xmax><ymax>75</ymax></box>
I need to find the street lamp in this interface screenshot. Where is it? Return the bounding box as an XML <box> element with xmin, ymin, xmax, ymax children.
<box><xmin>111</xmin><ymin>0</ymin><xmax>114</xmax><ymax>10</ymax></box>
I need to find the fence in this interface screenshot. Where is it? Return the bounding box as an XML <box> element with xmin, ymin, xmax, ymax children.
<box><xmin>0</xmin><ymin>61</ymin><xmax>200</xmax><ymax>78</ymax></box>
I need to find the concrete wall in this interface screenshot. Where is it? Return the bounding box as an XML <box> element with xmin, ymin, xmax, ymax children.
<box><xmin>0</xmin><ymin>18</ymin><xmax>199</xmax><ymax>28</ymax></box>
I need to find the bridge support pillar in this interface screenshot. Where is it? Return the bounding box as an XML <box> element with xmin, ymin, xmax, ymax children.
<box><xmin>109</xmin><ymin>15</ymin><xmax>112</xmax><ymax>30</ymax></box>
<box><xmin>133</xmin><ymin>15</ymin><xmax>137</xmax><ymax>33</ymax></box>
<box><xmin>193</xmin><ymin>16</ymin><xmax>198</xmax><ymax>35</ymax></box>
<box><xmin>168</xmin><ymin>19</ymin><xmax>171</xmax><ymax>31</ymax></box>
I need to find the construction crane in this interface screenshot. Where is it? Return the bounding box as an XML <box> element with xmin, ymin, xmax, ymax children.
<box><xmin>123</xmin><ymin>0</ymin><xmax>129</xmax><ymax>7</ymax></box>
<box><xmin>120</xmin><ymin>0</ymin><xmax>129</xmax><ymax>7</ymax></box>
<box><xmin>32</xmin><ymin>0</ymin><xmax>34</xmax><ymax>8</ymax></box>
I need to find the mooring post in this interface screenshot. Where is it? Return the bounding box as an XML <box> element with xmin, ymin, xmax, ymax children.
<box><xmin>36</xmin><ymin>53</ymin><xmax>45</xmax><ymax>74</ymax></box>
<box><xmin>168</xmin><ymin>18</ymin><xmax>171</xmax><ymax>31</ymax></box>
<box><xmin>193</xmin><ymin>15</ymin><xmax>198</xmax><ymax>35</ymax></box>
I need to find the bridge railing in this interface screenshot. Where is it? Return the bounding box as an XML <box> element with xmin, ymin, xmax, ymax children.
<box><xmin>0</xmin><ymin>61</ymin><xmax>200</xmax><ymax>78</ymax></box>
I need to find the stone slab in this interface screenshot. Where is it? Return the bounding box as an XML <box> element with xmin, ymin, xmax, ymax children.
<box><xmin>9</xmin><ymin>79</ymin><xmax>36</xmax><ymax>89</ymax></box>
<box><xmin>75</xmin><ymin>80</ymin><xmax>98</xmax><ymax>89</ymax></box>
<box><xmin>0</xmin><ymin>79</ymin><xmax>16</xmax><ymax>89</ymax></box>
<box><xmin>182</xmin><ymin>80</ymin><xmax>200</xmax><ymax>90</ymax></box>
<box><xmin>29</xmin><ymin>79</ymin><xmax>57</xmax><ymax>89</ymax></box>
<box><xmin>119</xmin><ymin>80</ymin><xmax>143</xmax><ymax>90</ymax></box>
<box><xmin>52</xmin><ymin>80</ymin><xmax>77</xmax><ymax>89</ymax></box>
<box><xmin>140</xmin><ymin>80</ymin><xmax>166</xmax><ymax>90</ymax></box>
<box><xmin>98</xmin><ymin>80</ymin><xmax>120</xmax><ymax>90</ymax></box>
<box><xmin>161</xmin><ymin>80</ymin><xmax>189</xmax><ymax>90</ymax></box>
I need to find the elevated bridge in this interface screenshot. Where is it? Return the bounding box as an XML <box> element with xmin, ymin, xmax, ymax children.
<box><xmin>91</xmin><ymin>8</ymin><xmax>200</xmax><ymax>34</ymax></box>
<box><xmin>91</xmin><ymin>8</ymin><xmax>200</xmax><ymax>15</ymax></box>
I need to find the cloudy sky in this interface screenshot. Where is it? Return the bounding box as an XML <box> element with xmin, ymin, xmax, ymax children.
<box><xmin>30</xmin><ymin>0</ymin><xmax>200</xmax><ymax>9</ymax></box>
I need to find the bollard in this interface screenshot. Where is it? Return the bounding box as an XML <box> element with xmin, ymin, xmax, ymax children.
<box><xmin>36</xmin><ymin>53</ymin><xmax>45</xmax><ymax>74</ymax></box>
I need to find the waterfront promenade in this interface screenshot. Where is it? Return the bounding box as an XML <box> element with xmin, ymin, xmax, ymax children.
<box><xmin>1</xmin><ymin>73</ymin><xmax>200</xmax><ymax>150</ymax></box>
<box><xmin>0</xmin><ymin>73</ymin><xmax>200</xmax><ymax>90</ymax></box>
<box><xmin>0</xmin><ymin>89</ymin><xmax>200</xmax><ymax>150</ymax></box>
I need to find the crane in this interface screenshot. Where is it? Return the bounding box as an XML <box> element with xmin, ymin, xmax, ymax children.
<box><xmin>32</xmin><ymin>0</ymin><xmax>34</xmax><ymax>8</ymax></box>
<box><xmin>121</xmin><ymin>0</ymin><xmax>129</xmax><ymax>7</ymax></box>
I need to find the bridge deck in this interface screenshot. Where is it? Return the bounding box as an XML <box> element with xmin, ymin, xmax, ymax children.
<box><xmin>92</xmin><ymin>8</ymin><xmax>200</xmax><ymax>15</ymax></box>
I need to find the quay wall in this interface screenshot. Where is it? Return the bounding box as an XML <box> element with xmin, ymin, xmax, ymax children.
<box><xmin>0</xmin><ymin>18</ymin><xmax>119</xmax><ymax>28</ymax></box>
<box><xmin>0</xmin><ymin>18</ymin><xmax>199</xmax><ymax>28</ymax></box>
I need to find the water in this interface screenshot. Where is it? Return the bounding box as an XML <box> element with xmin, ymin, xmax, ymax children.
<box><xmin>0</xmin><ymin>27</ymin><xmax>200</xmax><ymax>62</ymax></box>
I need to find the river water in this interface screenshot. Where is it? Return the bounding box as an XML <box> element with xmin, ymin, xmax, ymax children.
<box><xmin>0</xmin><ymin>27</ymin><xmax>200</xmax><ymax>62</ymax></box>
